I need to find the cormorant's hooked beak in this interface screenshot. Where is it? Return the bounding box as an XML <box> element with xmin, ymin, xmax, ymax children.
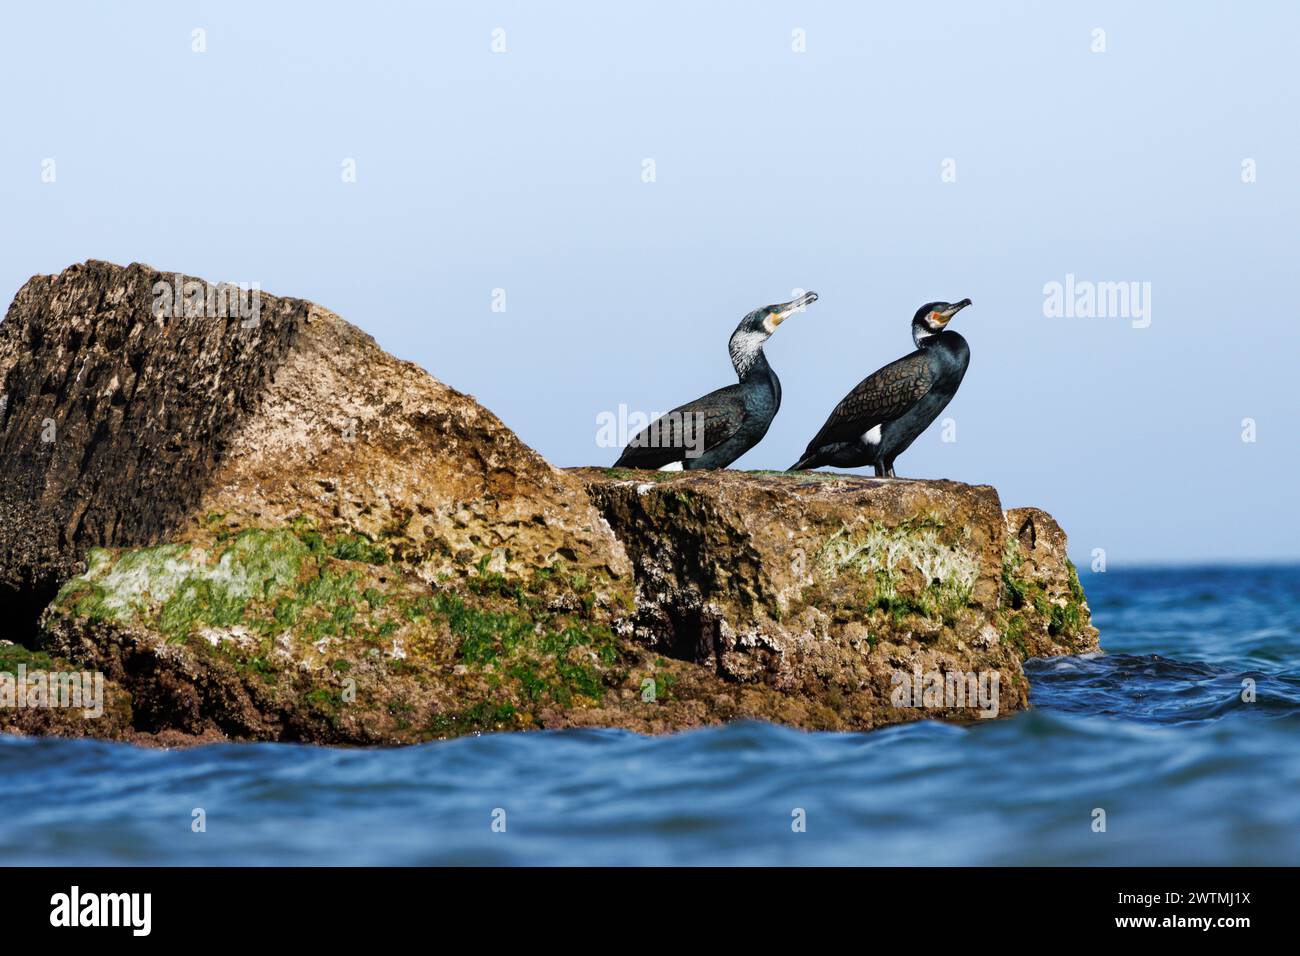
<box><xmin>767</xmin><ymin>291</ymin><xmax>819</xmax><ymax>330</ymax></box>
<box><xmin>934</xmin><ymin>298</ymin><xmax>972</xmax><ymax>326</ymax></box>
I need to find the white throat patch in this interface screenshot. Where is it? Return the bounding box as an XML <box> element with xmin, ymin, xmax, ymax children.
<box><xmin>913</xmin><ymin>326</ymin><xmax>939</xmax><ymax>348</ymax></box>
<box><xmin>729</xmin><ymin>329</ymin><xmax>769</xmax><ymax>378</ymax></box>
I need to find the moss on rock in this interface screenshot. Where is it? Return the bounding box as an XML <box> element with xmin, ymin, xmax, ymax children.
<box><xmin>998</xmin><ymin>521</ymin><xmax>1098</xmax><ymax>658</ymax></box>
<box><xmin>37</xmin><ymin>522</ymin><xmax>640</xmax><ymax>743</ymax></box>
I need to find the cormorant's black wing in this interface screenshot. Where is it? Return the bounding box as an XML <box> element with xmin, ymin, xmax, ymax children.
<box><xmin>614</xmin><ymin>384</ymin><xmax>747</xmax><ymax>468</ymax></box>
<box><xmin>801</xmin><ymin>352</ymin><xmax>932</xmax><ymax>455</ymax></box>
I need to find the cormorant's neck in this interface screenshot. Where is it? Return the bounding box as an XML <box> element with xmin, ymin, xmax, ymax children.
<box><xmin>912</xmin><ymin>323</ymin><xmax>940</xmax><ymax>349</ymax></box>
<box><xmin>729</xmin><ymin>330</ymin><xmax>774</xmax><ymax>382</ymax></box>
<box><xmin>916</xmin><ymin>329</ymin><xmax>969</xmax><ymax>366</ymax></box>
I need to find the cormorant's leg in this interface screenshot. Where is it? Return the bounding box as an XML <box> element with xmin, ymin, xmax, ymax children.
<box><xmin>873</xmin><ymin>463</ymin><xmax>885</xmax><ymax>478</ymax></box>
<box><xmin>886</xmin><ymin>465</ymin><xmax>897</xmax><ymax>478</ymax></box>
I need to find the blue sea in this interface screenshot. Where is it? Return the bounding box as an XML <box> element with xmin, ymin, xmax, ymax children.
<box><xmin>2</xmin><ymin>565</ymin><xmax>1297</xmax><ymax>866</ymax></box>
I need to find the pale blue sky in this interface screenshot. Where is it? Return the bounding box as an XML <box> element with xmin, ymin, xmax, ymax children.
<box><xmin>2</xmin><ymin>1</ymin><xmax>1297</xmax><ymax>564</ymax></box>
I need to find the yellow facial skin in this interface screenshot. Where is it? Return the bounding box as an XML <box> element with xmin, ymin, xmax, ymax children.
<box><xmin>764</xmin><ymin>294</ymin><xmax>816</xmax><ymax>332</ymax></box>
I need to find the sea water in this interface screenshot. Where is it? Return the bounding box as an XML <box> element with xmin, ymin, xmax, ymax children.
<box><xmin>2</xmin><ymin>565</ymin><xmax>1297</xmax><ymax>865</ymax></box>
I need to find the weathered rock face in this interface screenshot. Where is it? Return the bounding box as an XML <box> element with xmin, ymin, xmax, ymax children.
<box><xmin>0</xmin><ymin>260</ymin><xmax>629</xmax><ymax>623</ymax></box>
<box><xmin>2</xmin><ymin>262</ymin><xmax>1100</xmax><ymax>745</ymax></box>
<box><xmin>1002</xmin><ymin>507</ymin><xmax>1099</xmax><ymax>659</ymax></box>
<box><xmin>0</xmin><ymin>262</ymin><xmax>305</xmax><ymax>636</ymax></box>
<box><xmin>0</xmin><ymin>640</ymin><xmax>133</xmax><ymax>740</ymax></box>
<box><xmin>575</xmin><ymin>469</ymin><xmax>1098</xmax><ymax>725</ymax></box>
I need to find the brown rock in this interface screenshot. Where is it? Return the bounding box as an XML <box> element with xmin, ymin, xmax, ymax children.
<box><xmin>0</xmin><ymin>641</ymin><xmax>133</xmax><ymax>740</ymax></box>
<box><xmin>572</xmin><ymin>468</ymin><xmax>1100</xmax><ymax>727</ymax></box>
<box><xmin>1002</xmin><ymin>507</ymin><xmax>1100</xmax><ymax>657</ymax></box>
<box><xmin>0</xmin><ymin>260</ymin><xmax>630</xmax><ymax>637</ymax></box>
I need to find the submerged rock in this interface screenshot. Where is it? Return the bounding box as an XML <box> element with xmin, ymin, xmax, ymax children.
<box><xmin>2</xmin><ymin>261</ymin><xmax>1099</xmax><ymax>744</ymax></box>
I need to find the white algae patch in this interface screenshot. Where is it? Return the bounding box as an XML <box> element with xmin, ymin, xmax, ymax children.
<box><xmin>816</xmin><ymin>520</ymin><xmax>979</xmax><ymax>609</ymax></box>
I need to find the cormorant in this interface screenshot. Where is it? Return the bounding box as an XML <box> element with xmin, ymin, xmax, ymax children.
<box><xmin>614</xmin><ymin>291</ymin><xmax>818</xmax><ymax>470</ymax></box>
<box><xmin>789</xmin><ymin>298</ymin><xmax>972</xmax><ymax>476</ymax></box>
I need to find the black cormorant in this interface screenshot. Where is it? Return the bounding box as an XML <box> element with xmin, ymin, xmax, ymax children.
<box><xmin>614</xmin><ymin>291</ymin><xmax>818</xmax><ymax>470</ymax></box>
<box><xmin>789</xmin><ymin>298</ymin><xmax>972</xmax><ymax>476</ymax></box>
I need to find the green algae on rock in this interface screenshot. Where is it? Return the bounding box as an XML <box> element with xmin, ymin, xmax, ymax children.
<box><xmin>39</xmin><ymin>524</ymin><xmax>637</xmax><ymax>743</ymax></box>
<box><xmin>999</xmin><ymin>508</ymin><xmax>1099</xmax><ymax>658</ymax></box>
<box><xmin>38</xmin><ymin>518</ymin><xmax>879</xmax><ymax>742</ymax></box>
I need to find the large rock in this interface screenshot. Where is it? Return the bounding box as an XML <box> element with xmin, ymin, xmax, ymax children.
<box><xmin>3</xmin><ymin>261</ymin><xmax>1100</xmax><ymax>744</ymax></box>
<box><xmin>575</xmin><ymin>469</ymin><xmax>1098</xmax><ymax>721</ymax></box>
<box><xmin>0</xmin><ymin>260</ymin><xmax>629</xmax><ymax>618</ymax></box>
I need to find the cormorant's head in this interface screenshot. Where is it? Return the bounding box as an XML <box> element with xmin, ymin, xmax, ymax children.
<box><xmin>729</xmin><ymin>291</ymin><xmax>818</xmax><ymax>376</ymax></box>
<box><xmin>912</xmin><ymin>298</ymin><xmax>971</xmax><ymax>347</ymax></box>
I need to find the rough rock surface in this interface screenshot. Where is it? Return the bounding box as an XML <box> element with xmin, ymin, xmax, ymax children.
<box><xmin>575</xmin><ymin>469</ymin><xmax>1098</xmax><ymax>722</ymax></box>
<box><xmin>1002</xmin><ymin>507</ymin><xmax>1099</xmax><ymax>658</ymax></box>
<box><xmin>0</xmin><ymin>640</ymin><xmax>133</xmax><ymax>740</ymax></box>
<box><xmin>0</xmin><ymin>260</ymin><xmax>628</xmax><ymax>626</ymax></box>
<box><xmin>3</xmin><ymin>261</ymin><xmax>1099</xmax><ymax>745</ymax></box>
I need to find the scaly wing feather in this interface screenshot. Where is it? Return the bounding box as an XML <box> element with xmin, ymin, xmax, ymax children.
<box><xmin>802</xmin><ymin>352</ymin><xmax>932</xmax><ymax>456</ymax></box>
<box><xmin>615</xmin><ymin>384</ymin><xmax>747</xmax><ymax>469</ymax></box>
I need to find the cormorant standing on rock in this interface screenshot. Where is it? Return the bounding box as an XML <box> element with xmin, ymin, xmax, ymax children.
<box><xmin>790</xmin><ymin>299</ymin><xmax>971</xmax><ymax>476</ymax></box>
<box><xmin>615</xmin><ymin>291</ymin><xmax>818</xmax><ymax>470</ymax></box>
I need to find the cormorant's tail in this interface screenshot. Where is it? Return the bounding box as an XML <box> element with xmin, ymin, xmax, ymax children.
<box><xmin>788</xmin><ymin>452</ymin><xmax>820</xmax><ymax>471</ymax></box>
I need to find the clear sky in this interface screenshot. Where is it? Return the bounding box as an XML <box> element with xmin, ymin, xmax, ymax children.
<box><xmin>2</xmin><ymin>1</ymin><xmax>1297</xmax><ymax>565</ymax></box>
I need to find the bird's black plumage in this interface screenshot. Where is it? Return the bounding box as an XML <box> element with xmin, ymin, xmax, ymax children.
<box><xmin>790</xmin><ymin>299</ymin><xmax>972</xmax><ymax>476</ymax></box>
<box><xmin>615</xmin><ymin>291</ymin><xmax>817</xmax><ymax>470</ymax></box>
